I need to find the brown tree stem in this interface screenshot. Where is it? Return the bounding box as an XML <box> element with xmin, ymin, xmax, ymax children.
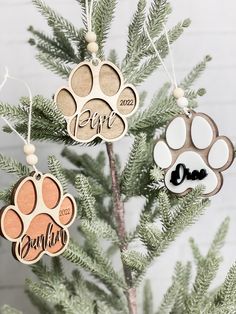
<box><xmin>106</xmin><ymin>142</ymin><xmax>137</xmax><ymax>314</ymax></box>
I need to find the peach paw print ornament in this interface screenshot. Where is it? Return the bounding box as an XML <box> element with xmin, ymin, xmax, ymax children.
<box><xmin>0</xmin><ymin>172</ymin><xmax>76</xmax><ymax>264</ymax></box>
<box><xmin>0</xmin><ymin>70</ymin><xmax>77</xmax><ymax>264</ymax></box>
<box><xmin>54</xmin><ymin>5</ymin><xmax>139</xmax><ymax>143</ymax></box>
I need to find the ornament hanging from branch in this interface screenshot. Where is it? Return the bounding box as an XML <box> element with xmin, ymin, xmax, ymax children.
<box><xmin>0</xmin><ymin>70</ymin><xmax>77</xmax><ymax>264</ymax></box>
<box><xmin>54</xmin><ymin>1</ymin><xmax>139</xmax><ymax>143</ymax></box>
<box><xmin>144</xmin><ymin>25</ymin><xmax>235</xmax><ymax>196</ymax></box>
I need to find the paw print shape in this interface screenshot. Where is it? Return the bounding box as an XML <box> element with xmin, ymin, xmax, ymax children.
<box><xmin>0</xmin><ymin>172</ymin><xmax>76</xmax><ymax>264</ymax></box>
<box><xmin>154</xmin><ymin>112</ymin><xmax>234</xmax><ymax>196</ymax></box>
<box><xmin>55</xmin><ymin>60</ymin><xmax>139</xmax><ymax>143</ymax></box>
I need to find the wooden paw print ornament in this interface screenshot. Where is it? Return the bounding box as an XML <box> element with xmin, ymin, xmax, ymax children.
<box><xmin>0</xmin><ymin>70</ymin><xmax>77</xmax><ymax>265</ymax></box>
<box><xmin>0</xmin><ymin>172</ymin><xmax>76</xmax><ymax>264</ymax></box>
<box><xmin>55</xmin><ymin>60</ymin><xmax>139</xmax><ymax>143</ymax></box>
<box><xmin>154</xmin><ymin>110</ymin><xmax>234</xmax><ymax>196</ymax></box>
<box><xmin>55</xmin><ymin>3</ymin><xmax>139</xmax><ymax>143</ymax></box>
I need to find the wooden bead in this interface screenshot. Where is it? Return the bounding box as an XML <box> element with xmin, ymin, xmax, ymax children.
<box><xmin>26</xmin><ymin>154</ymin><xmax>38</xmax><ymax>166</ymax></box>
<box><xmin>85</xmin><ymin>31</ymin><xmax>97</xmax><ymax>43</ymax></box>
<box><xmin>24</xmin><ymin>144</ymin><xmax>36</xmax><ymax>155</ymax></box>
<box><xmin>173</xmin><ymin>87</ymin><xmax>185</xmax><ymax>99</ymax></box>
<box><xmin>177</xmin><ymin>97</ymin><xmax>189</xmax><ymax>108</ymax></box>
<box><xmin>87</xmin><ymin>42</ymin><xmax>99</xmax><ymax>53</ymax></box>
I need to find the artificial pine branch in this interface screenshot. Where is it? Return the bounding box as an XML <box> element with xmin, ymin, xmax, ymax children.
<box><xmin>0</xmin><ymin>0</ymin><xmax>232</xmax><ymax>313</ymax></box>
<box><xmin>121</xmin><ymin>133</ymin><xmax>148</xmax><ymax>196</ymax></box>
<box><xmin>48</xmin><ymin>156</ymin><xmax>68</xmax><ymax>193</ymax></box>
<box><xmin>143</xmin><ymin>280</ymin><xmax>153</xmax><ymax>314</ymax></box>
<box><xmin>0</xmin><ymin>155</ymin><xmax>30</xmax><ymax>178</ymax></box>
<box><xmin>0</xmin><ymin>306</ymin><xmax>23</xmax><ymax>314</ymax></box>
<box><xmin>92</xmin><ymin>0</ymin><xmax>117</xmax><ymax>57</ymax></box>
<box><xmin>36</xmin><ymin>53</ymin><xmax>72</xmax><ymax>78</ymax></box>
<box><xmin>106</xmin><ymin>143</ymin><xmax>137</xmax><ymax>314</ymax></box>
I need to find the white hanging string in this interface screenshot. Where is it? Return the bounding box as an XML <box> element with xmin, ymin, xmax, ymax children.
<box><xmin>144</xmin><ymin>24</ymin><xmax>178</xmax><ymax>89</ymax></box>
<box><xmin>85</xmin><ymin>0</ymin><xmax>94</xmax><ymax>33</ymax></box>
<box><xmin>144</xmin><ymin>25</ymin><xmax>176</xmax><ymax>88</ymax></box>
<box><xmin>0</xmin><ymin>67</ymin><xmax>39</xmax><ymax>173</ymax></box>
<box><xmin>85</xmin><ymin>0</ymin><xmax>98</xmax><ymax>62</ymax></box>
<box><xmin>163</xmin><ymin>23</ymin><xmax>178</xmax><ymax>89</ymax></box>
<box><xmin>144</xmin><ymin>23</ymin><xmax>190</xmax><ymax>116</ymax></box>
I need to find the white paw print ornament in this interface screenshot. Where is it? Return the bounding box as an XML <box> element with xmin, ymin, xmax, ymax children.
<box><xmin>144</xmin><ymin>26</ymin><xmax>235</xmax><ymax>197</ymax></box>
<box><xmin>154</xmin><ymin>111</ymin><xmax>234</xmax><ymax>196</ymax></box>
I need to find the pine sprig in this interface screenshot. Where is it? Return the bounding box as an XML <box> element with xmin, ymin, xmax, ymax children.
<box><xmin>121</xmin><ymin>133</ymin><xmax>148</xmax><ymax>196</ymax></box>
<box><xmin>180</xmin><ymin>55</ymin><xmax>212</xmax><ymax>90</ymax></box>
<box><xmin>122</xmin><ymin>251</ymin><xmax>148</xmax><ymax>273</ymax></box>
<box><xmin>75</xmin><ymin>174</ymin><xmax>97</xmax><ymax>219</ymax></box>
<box><xmin>126</xmin><ymin>0</ymin><xmax>147</xmax><ymax>60</ymax></box>
<box><xmin>143</xmin><ymin>280</ymin><xmax>153</xmax><ymax>314</ymax></box>
<box><xmin>186</xmin><ymin>218</ymin><xmax>230</xmax><ymax>313</ymax></box>
<box><xmin>156</xmin><ymin>263</ymin><xmax>181</xmax><ymax>314</ymax></box>
<box><xmin>189</xmin><ymin>238</ymin><xmax>204</xmax><ymax>268</ymax></box>
<box><xmin>159</xmin><ymin>190</ymin><xmax>172</xmax><ymax>231</ymax></box>
<box><xmin>26</xmin><ymin>289</ymin><xmax>56</xmax><ymax>314</ymax></box>
<box><xmin>62</xmin><ymin>148</ymin><xmax>110</xmax><ymax>194</ymax></box>
<box><xmin>32</xmin><ymin>0</ymin><xmax>82</xmax><ymax>42</ymax></box>
<box><xmin>80</xmin><ymin>218</ymin><xmax>119</xmax><ymax>243</ymax></box>
<box><xmin>214</xmin><ymin>263</ymin><xmax>236</xmax><ymax>306</ymax></box>
<box><xmin>48</xmin><ymin>156</ymin><xmax>68</xmax><ymax>193</ymax></box>
<box><xmin>123</xmin><ymin>19</ymin><xmax>191</xmax><ymax>84</ymax></box>
<box><xmin>36</xmin><ymin>53</ymin><xmax>72</xmax><ymax>78</ymax></box>
<box><xmin>0</xmin><ymin>102</ymin><xmax>28</xmax><ymax>120</ymax></box>
<box><xmin>28</xmin><ymin>26</ymin><xmax>80</xmax><ymax>64</ymax></box>
<box><xmin>63</xmin><ymin>241</ymin><xmax>126</xmax><ymax>292</ymax></box>
<box><xmin>0</xmin><ymin>306</ymin><xmax>23</xmax><ymax>314</ymax></box>
<box><xmin>0</xmin><ymin>155</ymin><xmax>30</xmax><ymax>178</ymax></box>
<box><xmin>93</xmin><ymin>0</ymin><xmax>117</xmax><ymax>57</ymax></box>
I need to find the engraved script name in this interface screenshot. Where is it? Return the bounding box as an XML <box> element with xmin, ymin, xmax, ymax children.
<box><xmin>76</xmin><ymin>109</ymin><xmax>117</xmax><ymax>134</ymax></box>
<box><xmin>20</xmin><ymin>223</ymin><xmax>67</xmax><ymax>259</ymax></box>
<box><xmin>170</xmin><ymin>163</ymin><xmax>208</xmax><ymax>186</ymax></box>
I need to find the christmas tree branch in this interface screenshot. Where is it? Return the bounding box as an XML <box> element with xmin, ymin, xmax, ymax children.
<box><xmin>106</xmin><ymin>142</ymin><xmax>137</xmax><ymax>314</ymax></box>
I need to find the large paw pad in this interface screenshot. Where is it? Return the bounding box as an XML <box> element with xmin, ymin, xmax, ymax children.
<box><xmin>154</xmin><ymin>112</ymin><xmax>234</xmax><ymax>196</ymax></box>
<box><xmin>55</xmin><ymin>61</ymin><xmax>139</xmax><ymax>142</ymax></box>
<box><xmin>0</xmin><ymin>172</ymin><xmax>76</xmax><ymax>264</ymax></box>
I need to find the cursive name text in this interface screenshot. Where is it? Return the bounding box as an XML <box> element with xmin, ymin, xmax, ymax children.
<box><xmin>170</xmin><ymin>163</ymin><xmax>208</xmax><ymax>186</ymax></box>
<box><xmin>20</xmin><ymin>223</ymin><xmax>67</xmax><ymax>259</ymax></box>
<box><xmin>77</xmin><ymin>109</ymin><xmax>117</xmax><ymax>134</ymax></box>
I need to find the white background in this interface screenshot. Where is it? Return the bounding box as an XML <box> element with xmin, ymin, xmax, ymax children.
<box><xmin>0</xmin><ymin>0</ymin><xmax>236</xmax><ymax>313</ymax></box>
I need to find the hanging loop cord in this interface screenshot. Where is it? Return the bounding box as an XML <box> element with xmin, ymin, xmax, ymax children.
<box><xmin>144</xmin><ymin>23</ymin><xmax>190</xmax><ymax>117</ymax></box>
<box><xmin>85</xmin><ymin>0</ymin><xmax>99</xmax><ymax>63</ymax></box>
<box><xmin>0</xmin><ymin>67</ymin><xmax>39</xmax><ymax>173</ymax></box>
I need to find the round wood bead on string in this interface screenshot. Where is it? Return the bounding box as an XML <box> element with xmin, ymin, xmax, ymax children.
<box><xmin>84</xmin><ymin>0</ymin><xmax>98</xmax><ymax>57</ymax></box>
<box><xmin>24</xmin><ymin>143</ymin><xmax>38</xmax><ymax>166</ymax></box>
<box><xmin>87</xmin><ymin>42</ymin><xmax>99</xmax><ymax>54</ymax></box>
<box><xmin>173</xmin><ymin>87</ymin><xmax>185</xmax><ymax>99</ymax></box>
<box><xmin>85</xmin><ymin>31</ymin><xmax>97</xmax><ymax>43</ymax></box>
<box><xmin>24</xmin><ymin>143</ymin><xmax>36</xmax><ymax>155</ymax></box>
<box><xmin>26</xmin><ymin>154</ymin><xmax>38</xmax><ymax>166</ymax></box>
<box><xmin>177</xmin><ymin>96</ymin><xmax>189</xmax><ymax>109</ymax></box>
<box><xmin>173</xmin><ymin>87</ymin><xmax>188</xmax><ymax>110</ymax></box>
